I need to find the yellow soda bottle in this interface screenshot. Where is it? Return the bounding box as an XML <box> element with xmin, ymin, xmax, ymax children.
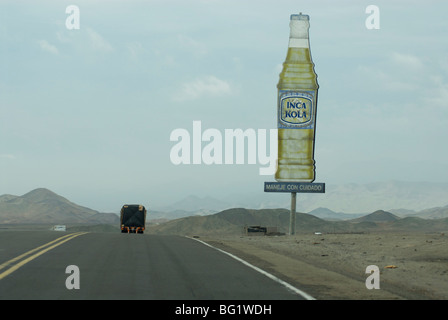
<box><xmin>275</xmin><ymin>13</ymin><xmax>319</xmax><ymax>182</ymax></box>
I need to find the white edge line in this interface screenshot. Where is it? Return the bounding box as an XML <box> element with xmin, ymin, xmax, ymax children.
<box><xmin>187</xmin><ymin>236</ymin><xmax>316</xmax><ymax>300</ymax></box>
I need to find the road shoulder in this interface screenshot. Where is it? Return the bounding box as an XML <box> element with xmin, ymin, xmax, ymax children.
<box><xmin>200</xmin><ymin>235</ymin><xmax>406</xmax><ymax>300</ymax></box>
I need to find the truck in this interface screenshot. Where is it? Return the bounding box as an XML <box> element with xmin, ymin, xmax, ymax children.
<box><xmin>120</xmin><ymin>204</ymin><xmax>147</xmax><ymax>234</ymax></box>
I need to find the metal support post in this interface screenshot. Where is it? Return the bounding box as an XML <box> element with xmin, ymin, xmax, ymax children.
<box><xmin>290</xmin><ymin>192</ymin><xmax>296</xmax><ymax>236</ymax></box>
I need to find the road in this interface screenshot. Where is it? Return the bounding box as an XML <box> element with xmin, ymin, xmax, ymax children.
<box><xmin>0</xmin><ymin>231</ymin><xmax>308</xmax><ymax>300</ymax></box>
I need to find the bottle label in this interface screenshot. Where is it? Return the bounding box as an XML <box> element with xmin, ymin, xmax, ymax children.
<box><xmin>278</xmin><ymin>90</ymin><xmax>315</xmax><ymax>129</ymax></box>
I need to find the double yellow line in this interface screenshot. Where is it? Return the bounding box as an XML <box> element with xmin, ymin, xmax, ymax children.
<box><xmin>0</xmin><ymin>232</ymin><xmax>88</xmax><ymax>280</ymax></box>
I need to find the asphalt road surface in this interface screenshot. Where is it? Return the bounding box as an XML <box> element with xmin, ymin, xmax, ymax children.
<box><xmin>0</xmin><ymin>231</ymin><xmax>308</xmax><ymax>300</ymax></box>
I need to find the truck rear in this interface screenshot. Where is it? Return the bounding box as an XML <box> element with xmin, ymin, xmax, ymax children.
<box><xmin>120</xmin><ymin>204</ymin><xmax>147</xmax><ymax>234</ymax></box>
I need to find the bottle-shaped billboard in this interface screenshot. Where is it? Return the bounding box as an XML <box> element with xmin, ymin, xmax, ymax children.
<box><xmin>275</xmin><ymin>13</ymin><xmax>319</xmax><ymax>182</ymax></box>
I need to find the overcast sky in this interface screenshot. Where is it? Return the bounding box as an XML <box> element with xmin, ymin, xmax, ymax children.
<box><xmin>1</xmin><ymin>0</ymin><xmax>447</xmax><ymax>212</ymax></box>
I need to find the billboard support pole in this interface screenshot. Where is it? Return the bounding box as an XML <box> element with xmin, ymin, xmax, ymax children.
<box><xmin>264</xmin><ymin>182</ymin><xmax>325</xmax><ymax>236</ymax></box>
<box><xmin>290</xmin><ymin>192</ymin><xmax>297</xmax><ymax>236</ymax></box>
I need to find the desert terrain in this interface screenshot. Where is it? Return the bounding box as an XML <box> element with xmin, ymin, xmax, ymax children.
<box><xmin>2</xmin><ymin>188</ymin><xmax>448</xmax><ymax>300</ymax></box>
<box><xmin>199</xmin><ymin>232</ymin><xmax>448</xmax><ymax>300</ymax></box>
<box><xmin>146</xmin><ymin>207</ymin><xmax>448</xmax><ymax>299</ymax></box>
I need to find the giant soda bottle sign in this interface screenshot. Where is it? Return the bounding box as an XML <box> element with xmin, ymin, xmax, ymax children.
<box><xmin>275</xmin><ymin>13</ymin><xmax>319</xmax><ymax>182</ymax></box>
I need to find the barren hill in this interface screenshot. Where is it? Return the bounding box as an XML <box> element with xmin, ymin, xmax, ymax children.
<box><xmin>148</xmin><ymin>208</ymin><xmax>345</xmax><ymax>236</ymax></box>
<box><xmin>351</xmin><ymin>210</ymin><xmax>400</xmax><ymax>223</ymax></box>
<box><xmin>0</xmin><ymin>188</ymin><xmax>118</xmax><ymax>224</ymax></box>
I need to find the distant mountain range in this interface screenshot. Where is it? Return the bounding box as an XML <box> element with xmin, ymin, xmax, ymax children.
<box><xmin>307</xmin><ymin>206</ymin><xmax>448</xmax><ymax>221</ymax></box>
<box><xmin>406</xmin><ymin>206</ymin><xmax>448</xmax><ymax>219</ymax></box>
<box><xmin>0</xmin><ymin>188</ymin><xmax>119</xmax><ymax>224</ymax></box>
<box><xmin>1</xmin><ymin>185</ymin><xmax>448</xmax><ymax>230</ymax></box>
<box><xmin>147</xmin><ymin>208</ymin><xmax>448</xmax><ymax>236</ymax></box>
<box><xmin>157</xmin><ymin>195</ymin><xmax>231</xmax><ymax>212</ymax></box>
<box><xmin>152</xmin><ymin>180</ymin><xmax>448</xmax><ymax>215</ymax></box>
<box><xmin>149</xmin><ymin>200</ymin><xmax>448</xmax><ymax>222</ymax></box>
<box><xmin>291</xmin><ymin>180</ymin><xmax>448</xmax><ymax>213</ymax></box>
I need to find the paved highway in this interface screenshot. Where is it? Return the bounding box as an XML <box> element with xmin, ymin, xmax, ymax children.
<box><xmin>0</xmin><ymin>231</ymin><xmax>309</xmax><ymax>300</ymax></box>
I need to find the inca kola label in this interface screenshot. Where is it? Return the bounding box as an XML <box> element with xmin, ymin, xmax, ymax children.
<box><xmin>278</xmin><ymin>91</ymin><xmax>314</xmax><ymax>129</ymax></box>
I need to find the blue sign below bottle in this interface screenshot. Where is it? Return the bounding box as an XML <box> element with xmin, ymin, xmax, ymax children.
<box><xmin>264</xmin><ymin>182</ymin><xmax>325</xmax><ymax>193</ymax></box>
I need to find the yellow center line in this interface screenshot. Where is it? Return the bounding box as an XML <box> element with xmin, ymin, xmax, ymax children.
<box><xmin>0</xmin><ymin>232</ymin><xmax>84</xmax><ymax>272</ymax></box>
<box><xmin>0</xmin><ymin>232</ymin><xmax>88</xmax><ymax>280</ymax></box>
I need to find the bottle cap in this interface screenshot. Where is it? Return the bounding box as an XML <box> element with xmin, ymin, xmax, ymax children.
<box><xmin>290</xmin><ymin>13</ymin><xmax>309</xmax><ymax>21</ymax></box>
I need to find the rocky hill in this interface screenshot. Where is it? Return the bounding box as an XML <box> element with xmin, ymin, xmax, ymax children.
<box><xmin>0</xmin><ymin>188</ymin><xmax>119</xmax><ymax>224</ymax></box>
<box><xmin>147</xmin><ymin>208</ymin><xmax>329</xmax><ymax>236</ymax></box>
<box><xmin>350</xmin><ymin>210</ymin><xmax>400</xmax><ymax>223</ymax></box>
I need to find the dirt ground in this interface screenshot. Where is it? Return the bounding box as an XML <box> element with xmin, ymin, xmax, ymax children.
<box><xmin>201</xmin><ymin>232</ymin><xmax>448</xmax><ymax>300</ymax></box>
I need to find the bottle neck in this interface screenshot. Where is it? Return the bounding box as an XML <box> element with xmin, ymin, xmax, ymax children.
<box><xmin>288</xmin><ymin>38</ymin><xmax>309</xmax><ymax>48</ymax></box>
<box><xmin>288</xmin><ymin>18</ymin><xmax>310</xmax><ymax>48</ymax></box>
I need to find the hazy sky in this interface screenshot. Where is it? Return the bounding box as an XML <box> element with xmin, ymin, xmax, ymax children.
<box><xmin>1</xmin><ymin>0</ymin><xmax>447</xmax><ymax>212</ymax></box>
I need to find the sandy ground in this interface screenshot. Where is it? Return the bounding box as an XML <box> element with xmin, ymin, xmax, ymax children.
<box><xmin>201</xmin><ymin>232</ymin><xmax>448</xmax><ymax>300</ymax></box>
